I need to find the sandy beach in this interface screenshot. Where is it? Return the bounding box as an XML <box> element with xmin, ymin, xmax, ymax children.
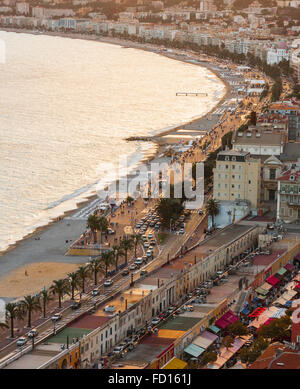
<box><xmin>0</xmin><ymin>28</ymin><xmax>239</xmax><ymax>300</ymax></box>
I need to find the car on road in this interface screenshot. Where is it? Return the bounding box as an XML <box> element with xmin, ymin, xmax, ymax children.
<box><xmin>113</xmin><ymin>346</ymin><xmax>125</xmax><ymax>356</ymax></box>
<box><xmin>121</xmin><ymin>269</ymin><xmax>129</xmax><ymax>277</ymax></box>
<box><xmin>150</xmin><ymin>239</ymin><xmax>156</xmax><ymax>246</ymax></box>
<box><xmin>17</xmin><ymin>337</ymin><xmax>27</xmax><ymax>347</ymax></box>
<box><xmin>104</xmin><ymin>305</ymin><xmax>115</xmax><ymax>313</ymax></box>
<box><xmin>199</xmin><ymin>210</ymin><xmax>203</xmax><ymax>215</ymax></box>
<box><xmin>104</xmin><ymin>279</ymin><xmax>113</xmax><ymax>287</ymax></box>
<box><xmin>130</xmin><ymin>264</ymin><xmax>138</xmax><ymax>271</ymax></box>
<box><xmin>135</xmin><ymin>258</ymin><xmax>143</xmax><ymax>266</ymax></box>
<box><xmin>71</xmin><ymin>301</ymin><xmax>81</xmax><ymax>310</ymax></box>
<box><xmin>92</xmin><ymin>288</ymin><xmax>100</xmax><ymax>296</ymax></box>
<box><xmin>167</xmin><ymin>307</ymin><xmax>175</xmax><ymax>314</ymax></box>
<box><xmin>148</xmin><ymin>233</ymin><xmax>153</xmax><ymax>239</ymax></box>
<box><xmin>179</xmin><ymin>228</ymin><xmax>185</xmax><ymax>234</ymax></box>
<box><xmin>151</xmin><ymin>317</ymin><xmax>160</xmax><ymax>326</ymax></box>
<box><xmin>146</xmin><ymin>250</ymin><xmax>152</xmax><ymax>258</ymax></box>
<box><xmin>51</xmin><ymin>313</ymin><xmax>62</xmax><ymax>322</ymax></box>
<box><xmin>107</xmin><ymin>228</ymin><xmax>115</xmax><ymax>235</ymax></box>
<box><xmin>27</xmin><ymin>329</ymin><xmax>38</xmax><ymax>338</ymax></box>
<box><xmin>144</xmin><ymin>242</ymin><xmax>150</xmax><ymax>248</ymax></box>
<box><xmin>140</xmin><ymin>270</ymin><xmax>148</xmax><ymax>277</ymax></box>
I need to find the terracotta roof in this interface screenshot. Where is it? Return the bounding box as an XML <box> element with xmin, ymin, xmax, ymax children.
<box><xmin>277</xmin><ymin>168</ymin><xmax>300</xmax><ymax>181</ymax></box>
<box><xmin>249</xmin><ymin>343</ymin><xmax>300</xmax><ymax>369</ymax></box>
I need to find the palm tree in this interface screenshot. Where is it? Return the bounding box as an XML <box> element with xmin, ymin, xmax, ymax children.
<box><xmin>112</xmin><ymin>244</ymin><xmax>124</xmax><ymax>272</ymax></box>
<box><xmin>120</xmin><ymin>237</ymin><xmax>133</xmax><ymax>266</ymax></box>
<box><xmin>0</xmin><ymin>322</ymin><xmax>8</xmax><ymax>330</ymax></box>
<box><xmin>5</xmin><ymin>303</ymin><xmax>24</xmax><ymax>338</ymax></box>
<box><xmin>97</xmin><ymin>216</ymin><xmax>109</xmax><ymax>245</ymax></box>
<box><xmin>100</xmin><ymin>251</ymin><xmax>115</xmax><ymax>278</ymax></box>
<box><xmin>88</xmin><ymin>258</ymin><xmax>105</xmax><ymax>286</ymax></box>
<box><xmin>205</xmin><ymin>198</ymin><xmax>219</xmax><ymax>228</ymax></box>
<box><xmin>20</xmin><ymin>295</ymin><xmax>41</xmax><ymax>328</ymax></box>
<box><xmin>39</xmin><ymin>289</ymin><xmax>54</xmax><ymax>319</ymax></box>
<box><xmin>67</xmin><ymin>272</ymin><xmax>79</xmax><ymax>300</ymax></box>
<box><xmin>132</xmin><ymin>234</ymin><xmax>142</xmax><ymax>258</ymax></box>
<box><xmin>87</xmin><ymin>214</ymin><xmax>99</xmax><ymax>243</ymax></box>
<box><xmin>76</xmin><ymin>265</ymin><xmax>90</xmax><ymax>294</ymax></box>
<box><xmin>50</xmin><ymin>279</ymin><xmax>70</xmax><ymax>309</ymax></box>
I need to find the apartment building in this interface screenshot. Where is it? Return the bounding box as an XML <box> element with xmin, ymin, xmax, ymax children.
<box><xmin>213</xmin><ymin>150</ymin><xmax>261</xmax><ymax>209</ymax></box>
<box><xmin>277</xmin><ymin>167</ymin><xmax>300</xmax><ymax>222</ymax></box>
<box><xmin>232</xmin><ymin>126</ymin><xmax>286</xmax><ymax>156</ymax></box>
<box><xmin>262</xmin><ymin>155</ymin><xmax>283</xmax><ymax>202</ymax></box>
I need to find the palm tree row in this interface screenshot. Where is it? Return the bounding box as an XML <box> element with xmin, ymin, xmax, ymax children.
<box><xmin>2</xmin><ymin>235</ymin><xmax>141</xmax><ymax>337</ymax></box>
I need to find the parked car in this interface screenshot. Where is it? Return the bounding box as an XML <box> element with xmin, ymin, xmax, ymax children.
<box><xmin>135</xmin><ymin>258</ymin><xmax>143</xmax><ymax>266</ymax></box>
<box><xmin>150</xmin><ymin>239</ymin><xmax>156</xmax><ymax>246</ymax></box>
<box><xmin>121</xmin><ymin>269</ymin><xmax>129</xmax><ymax>276</ymax></box>
<box><xmin>92</xmin><ymin>288</ymin><xmax>100</xmax><ymax>296</ymax></box>
<box><xmin>140</xmin><ymin>270</ymin><xmax>148</xmax><ymax>277</ymax></box>
<box><xmin>107</xmin><ymin>228</ymin><xmax>115</xmax><ymax>235</ymax></box>
<box><xmin>151</xmin><ymin>317</ymin><xmax>160</xmax><ymax>326</ymax></box>
<box><xmin>130</xmin><ymin>264</ymin><xmax>137</xmax><ymax>271</ymax></box>
<box><xmin>51</xmin><ymin>313</ymin><xmax>62</xmax><ymax>322</ymax></box>
<box><xmin>144</xmin><ymin>242</ymin><xmax>150</xmax><ymax>249</ymax></box>
<box><xmin>71</xmin><ymin>301</ymin><xmax>81</xmax><ymax>310</ymax></box>
<box><xmin>104</xmin><ymin>305</ymin><xmax>115</xmax><ymax>313</ymax></box>
<box><xmin>179</xmin><ymin>229</ymin><xmax>185</xmax><ymax>235</ymax></box>
<box><xmin>104</xmin><ymin>279</ymin><xmax>113</xmax><ymax>287</ymax></box>
<box><xmin>17</xmin><ymin>337</ymin><xmax>27</xmax><ymax>347</ymax></box>
<box><xmin>146</xmin><ymin>250</ymin><xmax>152</xmax><ymax>258</ymax></box>
<box><xmin>113</xmin><ymin>346</ymin><xmax>124</xmax><ymax>355</ymax></box>
<box><xmin>148</xmin><ymin>233</ymin><xmax>153</xmax><ymax>239</ymax></box>
<box><xmin>27</xmin><ymin>329</ymin><xmax>38</xmax><ymax>339</ymax></box>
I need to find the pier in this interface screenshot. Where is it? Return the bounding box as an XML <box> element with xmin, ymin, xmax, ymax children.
<box><xmin>176</xmin><ymin>92</ymin><xmax>208</xmax><ymax>96</ymax></box>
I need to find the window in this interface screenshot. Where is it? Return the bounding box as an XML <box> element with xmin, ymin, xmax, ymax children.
<box><xmin>110</xmin><ymin>328</ymin><xmax>112</xmax><ymax>335</ymax></box>
<box><xmin>218</xmin><ymin>193</ymin><xmax>221</xmax><ymax>197</ymax></box>
<box><xmin>218</xmin><ymin>183</ymin><xmax>221</xmax><ymax>188</ymax></box>
<box><xmin>238</xmin><ymin>194</ymin><xmax>241</xmax><ymax>198</ymax></box>
<box><xmin>281</xmin><ymin>208</ymin><xmax>285</xmax><ymax>216</ymax></box>
<box><xmin>269</xmin><ymin>169</ymin><xmax>276</xmax><ymax>180</ymax></box>
<box><xmin>225</xmin><ymin>184</ymin><xmax>228</xmax><ymax>188</ymax></box>
<box><xmin>249</xmin><ymin>180</ymin><xmax>251</xmax><ymax>184</ymax></box>
<box><xmin>232</xmin><ymin>165</ymin><xmax>235</xmax><ymax>169</ymax></box>
<box><xmin>232</xmin><ymin>175</ymin><xmax>235</xmax><ymax>179</ymax></box>
<box><xmin>232</xmin><ymin>184</ymin><xmax>235</xmax><ymax>188</ymax></box>
<box><xmin>218</xmin><ymin>174</ymin><xmax>221</xmax><ymax>179</ymax></box>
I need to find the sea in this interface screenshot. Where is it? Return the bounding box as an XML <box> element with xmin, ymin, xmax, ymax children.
<box><xmin>0</xmin><ymin>31</ymin><xmax>225</xmax><ymax>252</ymax></box>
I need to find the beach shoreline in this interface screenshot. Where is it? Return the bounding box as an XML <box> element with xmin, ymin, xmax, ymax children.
<box><xmin>0</xmin><ymin>27</ymin><xmax>231</xmax><ymax>260</ymax></box>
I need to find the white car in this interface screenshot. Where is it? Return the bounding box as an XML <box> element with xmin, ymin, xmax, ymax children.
<box><xmin>151</xmin><ymin>317</ymin><xmax>160</xmax><ymax>326</ymax></box>
<box><xmin>92</xmin><ymin>288</ymin><xmax>100</xmax><ymax>296</ymax></box>
<box><xmin>17</xmin><ymin>337</ymin><xmax>27</xmax><ymax>347</ymax></box>
<box><xmin>113</xmin><ymin>346</ymin><xmax>124</xmax><ymax>355</ymax></box>
<box><xmin>135</xmin><ymin>258</ymin><xmax>143</xmax><ymax>266</ymax></box>
<box><xmin>28</xmin><ymin>329</ymin><xmax>38</xmax><ymax>338</ymax></box>
<box><xmin>104</xmin><ymin>305</ymin><xmax>115</xmax><ymax>313</ymax></box>
<box><xmin>51</xmin><ymin>313</ymin><xmax>62</xmax><ymax>322</ymax></box>
<box><xmin>146</xmin><ymin>250</ymin><xmax>152</xmax><ymax>258</ymax></box>
<box><xmin>148</xmin><ymin>233</ymin><xmax>153</xmax><ymax>239</ymax></box>
<box><xmin>104</xmin><ymin>279</ymin><xmax>113</xmax><ymax>287</ymax></box>
<box><xmin>179</xmin><ymin>229</ymin><xmax>185</xmax><ymax>234</ymax></box>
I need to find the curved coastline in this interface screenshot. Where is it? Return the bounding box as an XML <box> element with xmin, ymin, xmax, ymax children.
<box><xmin>0</xmin><ymin>28</ymin><xmax>229</xmax><ymax>257</ymax></box>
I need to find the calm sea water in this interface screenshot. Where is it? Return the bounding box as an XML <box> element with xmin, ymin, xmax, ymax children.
<box><xmin>0</xmin><ymin>31</ymin><xmax>225</xmax><ymax>251</ymax></box>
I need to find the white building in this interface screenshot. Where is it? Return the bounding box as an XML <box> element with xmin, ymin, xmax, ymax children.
<box><xmin>16</xmin><ymin>2</ymin><xmax>29</xmax><ymax>15</ymax></box>
<box><xmin>267</xmin><ymin>47</ymin><xmax>290</xmax><ymax>65</ymax></box>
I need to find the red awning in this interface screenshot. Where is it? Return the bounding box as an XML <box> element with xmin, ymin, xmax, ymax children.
<box><xmin>215</xmin><ymin>310</ymin><xmax>239</xmax><ymax>329</ymax></box>
<box><xmin>266</xmin><ymin>275</ymin><xmax>280</xmax><ymax>287</ymax></box>
<box><xmin>248</xmin><ymin>307</ymin><xmax>267</xmax><ymax>318</ymax></box>
<box><xmin>284</xmin><ymin>263</ymin><xmax>294</xmax><ymax>272</ymax></box>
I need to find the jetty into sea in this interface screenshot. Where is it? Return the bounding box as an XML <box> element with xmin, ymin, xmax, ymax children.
<box><xmin>176</xmin><ymin>92</ymin><xmax>208</xmax><ymax>96</ymax></box>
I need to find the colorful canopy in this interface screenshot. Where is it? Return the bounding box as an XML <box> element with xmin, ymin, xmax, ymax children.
<box><xmin>249</xmin><ymin>307</ymin><xmax>267</xmax><ymax>318</ymax></box>
<box><xmin>294</xmin><ymin>254</ymin><xmax>300</xmax><ymax>262</ymax></box>
<box><xmin>184</xmin><ymin>343</ymin><xmax>205</xmax><ymax>358</ymax></box>
<box><xmin>215</xmin><ymin>310</ymin><xmax>239</xmax><ymax>329</ymax></box>
<box><xmin>162</xmin><ymin>357</ymin><xmax>187</xmax><ymax>369</ymax></box>
<box><xmin>266</xmin><ymin>275</ymin><xmax>280</xmax><ymax>287</ymax></box>
<box><xmin>192</xmin><ymin>331</ymin><xmax>218</xmax><ymax>350</ymax></box>
<box><xmin>276</xmin><ymin>267</ymin><xmax>287</xmax><ymax>277</ymax></box>
<box><xmin>209</xmin><ymin>325</ymin><xmax>221</xmax><ymax>335</ymax></box>
<box><xmin>255</xmin><ymin>286</ymin><xmax>269</xmax><ymax>296</ymax></box>
<box><xmin>284</xmin><ymin>263</ymin><xmax>294</xmax><ymax>272</ymax></box>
